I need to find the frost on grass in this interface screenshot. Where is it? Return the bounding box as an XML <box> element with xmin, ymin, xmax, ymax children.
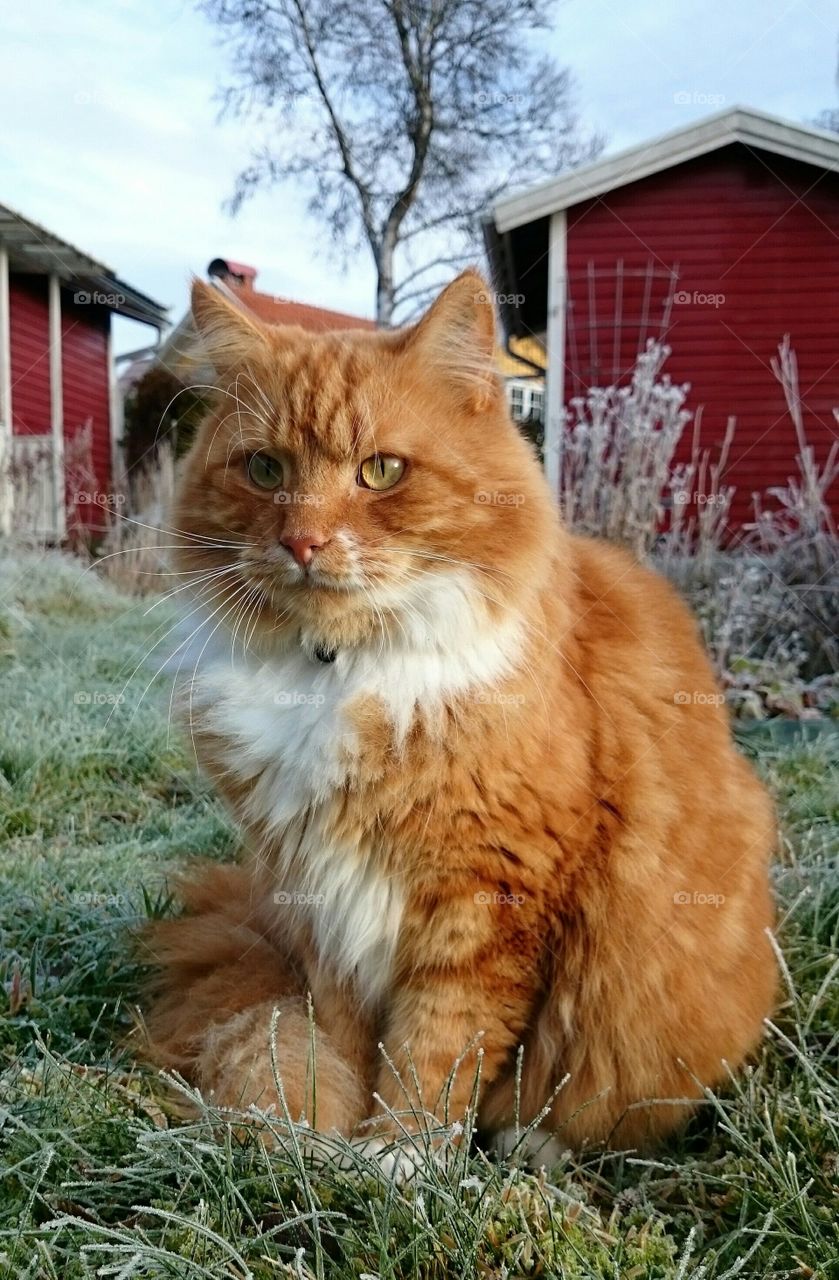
<box><xmin>0</xmin><ymin>542</ymin><xmax>837</xmax><ymax>1277</ymax></box>
<box><xmin>0</xmin><ymin>542</ymin><xmax>137</xmax><ymax>621</ymax></box>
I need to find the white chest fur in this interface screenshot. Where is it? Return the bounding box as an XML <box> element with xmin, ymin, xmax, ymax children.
<box><xmin>175</xmin><ymin>571</ymin><xmax>524</xmax><ymax>1001</ymax></box>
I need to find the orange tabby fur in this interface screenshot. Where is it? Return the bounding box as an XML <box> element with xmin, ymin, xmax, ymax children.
<box><xmin>140</xmin><ymin>270</ymin><xmax>776</xmax><ymax>1152</ymax></box>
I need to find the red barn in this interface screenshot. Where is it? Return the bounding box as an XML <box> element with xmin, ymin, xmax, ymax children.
<box><xmin>486</xmin><ymin>106</ymin><xmax>839</xmax><ymax>530</ymax></box>
<box><xmin>0</xmin><ymin>202</ymin><xmax>166</xmax><ymax>539</ymax></box>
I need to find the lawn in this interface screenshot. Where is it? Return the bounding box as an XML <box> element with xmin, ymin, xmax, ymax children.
<box><xmin>0</xmin><ymin>545</ymin><xmax>837</xmax><ymax>1279</ymax></box>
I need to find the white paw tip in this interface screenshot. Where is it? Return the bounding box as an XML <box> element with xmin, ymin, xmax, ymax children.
<box><xmin>352</xmin><ymin>1135</ymin><xmax>425</xmax><ymax>1182</ymax></box>
<box><xmin>492</xmin><ymin>1125</ymin><xmax>564</xmax><ymax>1168</ymax></box>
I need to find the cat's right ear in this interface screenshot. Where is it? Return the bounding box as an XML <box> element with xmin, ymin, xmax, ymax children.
<box><xmin>406</xmin><ymin>270</ymin><xmax>500</xmax><ymax>413</ymax></box>
<box><xmin>191</xmin><ymin>278</ymin><xmax>269</xmax><ymax>376</ymax></box>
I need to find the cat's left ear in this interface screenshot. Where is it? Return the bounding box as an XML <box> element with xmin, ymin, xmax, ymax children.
<box><xmin>190</xmin><ymin>278</ymin><xmax>270</xmax><ymax>376</ymax></box>
<box><xmin>408</xmin><ymin>270</ymin><xmax>499</xmax><ymax>412</ymax></box>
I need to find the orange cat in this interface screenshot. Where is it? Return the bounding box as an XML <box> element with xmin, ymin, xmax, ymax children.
<box><xmin>143</xmin><ymin>271</ymin><xmax>776</xmax><ymax>1163</ymax></box>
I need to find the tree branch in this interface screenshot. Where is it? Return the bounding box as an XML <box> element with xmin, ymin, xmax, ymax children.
<box><xmin>289</xmin><ymin>0</ymin><xmax>379</xmax><ymax>255</ymax></box>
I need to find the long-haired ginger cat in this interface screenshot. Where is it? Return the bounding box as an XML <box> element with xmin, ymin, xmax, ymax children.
<box><xmin>143</xmin><ymin>270</ymin><xmax>776</xmax><ymax>1165</ymax></box>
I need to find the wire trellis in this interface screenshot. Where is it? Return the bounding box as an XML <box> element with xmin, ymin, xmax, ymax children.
<box><xmin>565</xmin><ymin>259</ymin><xmax>680</xmax><ymax>396</ymax></box>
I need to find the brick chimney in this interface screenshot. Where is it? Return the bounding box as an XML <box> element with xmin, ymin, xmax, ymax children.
<box><xmin>207</xmin><ymin>258</ymin><xmax>258</xmax><ymax>291</ymax></box>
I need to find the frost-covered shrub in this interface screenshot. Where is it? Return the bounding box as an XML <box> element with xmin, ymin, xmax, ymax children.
<box><xmin>560</xmin><ymin>338</ymin><xmax>838</xmax><ymax>720</ymax></box>
<box><xmin>94</xmin><ymin>445</ymin><xmax>176</xmax><ymax>596</ymax></box>
<box><xmin>558</xmin><ymin>342</ymin><xmax>690</xmax><ymax>557</ymax></box>
<box><xmin>559</xmin><ymin>342</ymin><xmax>735</xmax><ymax>562</ymax></box>
<box><xmin>674</xmin><ymin>554</ymin><xmax>839</xmax><ymax>721</ymax></box>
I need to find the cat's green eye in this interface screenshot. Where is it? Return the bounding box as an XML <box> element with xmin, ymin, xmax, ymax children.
<box><xmin>358</xmin><ymin>454</ymin><xmax>405</xmax><ymax>492</ymax></box>
<box><xmin>247</xmin><ymin>452</ymin><xmax>285</xmax><ymax>490</ymax></box>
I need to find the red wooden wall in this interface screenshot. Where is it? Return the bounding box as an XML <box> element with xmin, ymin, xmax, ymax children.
<box><xmin>61</xmin><ymin>293</ymin><xmax>111</xmax><ymax>502</ymax></box>
<box><xmin>9</xmin><ymin>277</ymin><xmax>51</xmax><ymax>434</ymax></box>
<box><xmin>563</xmin><ymin>143</ymin><xmax>839</xmax><ymax>529</ymax></box>
<box><xmin>8</xmin><ymin>274</ymin><xmax>112</xmax><ymax>531</ymax></box>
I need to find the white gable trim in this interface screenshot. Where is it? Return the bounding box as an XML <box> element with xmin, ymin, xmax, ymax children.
<box><xmin>48</xmin><ymin>274</ymin><xmax>66</xmax><ymax>541</ymax></box>
<box><xmin>544</xmin><ymin>210</ymin><xmax>566</xmax><ymax>498</ymax></box>
<box><xmin>493</xmin><ymin>106</ymin><xmax>839</xmax><ymax>233</ymax></box>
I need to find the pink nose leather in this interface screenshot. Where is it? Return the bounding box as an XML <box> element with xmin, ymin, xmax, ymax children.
<box><xmin>280</xmin><ymin>532</ymin><xmax>328</xmax><ymax>567</ymax></box>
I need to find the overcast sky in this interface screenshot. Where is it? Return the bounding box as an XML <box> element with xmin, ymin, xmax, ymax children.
<box><xmin>2</xmin><ymin>0</ymin><xmax>837</xmax><ymax>353</ymax></box>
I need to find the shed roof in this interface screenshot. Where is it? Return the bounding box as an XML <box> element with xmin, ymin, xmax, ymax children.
<box><xmin>153</xmin><ymin>274</ymin><xmax>375</xmax><ymax>384</ymax></box>
<box><xmin>227</xmin><ymin>281</ymin><xmax>376</xmax><ymax>333</ymax></box>
<box><xmin>0</xmin><ymin>201</ymin><xmax>168</xmax><ymax>329</ymax></box>
<box><xmin>492</xmin><ymin>106</ymin><xmax>839</xmax><ymax>234</ymax></box>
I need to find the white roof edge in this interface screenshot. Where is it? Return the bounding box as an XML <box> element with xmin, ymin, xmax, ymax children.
<box><xmin>493</xmin><ymin>106</ymin><xmax>839</xmax><ymax>233</ymax></box>
<box><xmin>0</xmin><ymin>199</ymin><xmax>114</xmax><ymax>277</ymax></box>
<box><xmin>0</xmin><ymin>199</ymin><xmax>168</xmax><ymax>325</ymax></box>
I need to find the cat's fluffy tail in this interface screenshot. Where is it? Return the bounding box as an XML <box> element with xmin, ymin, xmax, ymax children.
<box><xmin>136</xmin><ymin>862</ymin><xmax>366</xmax><ymax>1133</ymax></box>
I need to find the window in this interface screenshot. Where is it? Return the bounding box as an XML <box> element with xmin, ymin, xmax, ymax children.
<box><xmin>530</xmin><ymin>389</ymin><xmax>544</xmax><ymax>418</ymax></box>
<box><xmin>508</xmin><ymin>385</ymin><xmax>525</xmax><ymax>420</ymax></box>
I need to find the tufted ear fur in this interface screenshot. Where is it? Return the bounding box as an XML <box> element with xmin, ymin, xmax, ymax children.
<box><xmin>407</xmin><ymin>269</ymin><xmax>500</xmax><ymax>412</ymax></box>
<box><xmin>190</xmin><ymin>278</ymin><xmax>270</xmax><ymax>376</ymax></box>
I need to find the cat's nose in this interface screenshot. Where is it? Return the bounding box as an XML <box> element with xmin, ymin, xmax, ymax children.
<box><xmin>280</xmin><ymin>532</ymin><xmax>329</xmax><ymax>568</ymax></box>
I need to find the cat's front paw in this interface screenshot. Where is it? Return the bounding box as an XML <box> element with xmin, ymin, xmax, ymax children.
<box><xmin>351</xmin><ymin>1134</ymin><xmax>427</xmax><ymax>1182</ymax></box>
<box><xmin>492</xmin><ymin>1125</ymin><xmax>565</xmax><ymax>1169</ymax></box>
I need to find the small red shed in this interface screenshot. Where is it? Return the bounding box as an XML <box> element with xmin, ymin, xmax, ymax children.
<box><xmin>0</xmin><ymin>202</ymin><xmax>167</xmax><ymax>538</ymax></box>
<box><xmin>487</xmin><ymin>107</ymin><xmax>839</xmax><ymax>530</ymax></box>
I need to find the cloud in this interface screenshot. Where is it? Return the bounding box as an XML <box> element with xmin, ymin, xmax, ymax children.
<box><xmin>557</xmin><ymin>0</ymin><xmax>838</xmax><ymax>149</ymax></box>
<box><xmin>1</xmin><ymin>0</ymin><xmax>377</xmax><ymax>348</ymax></box>
<box><xmin>1</xmin><ymin>0</ymin><xmax>836</xmax><ymax>351</ymax></box>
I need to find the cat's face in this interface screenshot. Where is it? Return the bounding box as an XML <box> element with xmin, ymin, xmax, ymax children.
<box><xmin>173</xmin><ymin>271</ymin><xmax>554</xmax><ymax>655</ymax></box>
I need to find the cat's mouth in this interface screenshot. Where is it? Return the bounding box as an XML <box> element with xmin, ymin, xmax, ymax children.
<box><xmin>239</xmin><ymin>554</ymin><xmax>363</xmax><ymax>596</ymax></box>
<box><xmin>287</xmin><ymin>567</ymin><xmax>362</xmax><ymax>593</ymax></box>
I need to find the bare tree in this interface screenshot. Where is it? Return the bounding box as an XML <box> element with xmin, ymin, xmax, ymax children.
<box><xmin>200</xmin><ymin>0</ymin><xmax>600</xmax><ymax>324</ymax></box>
<box><xmin>814</xmin><ymin>35</ymin><xmax>839</xmax><ymax>132</ymax></box>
